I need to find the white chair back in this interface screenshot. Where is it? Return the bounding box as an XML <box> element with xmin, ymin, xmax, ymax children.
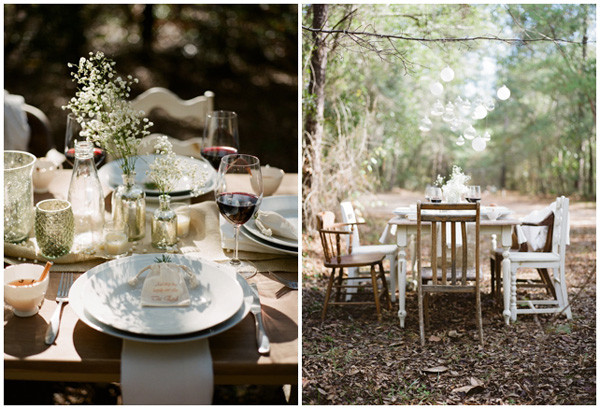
<box><xmin>340</xmin><ymin>201</ymin><xmax>360</xmax><ymax>251</ymax></box>
<box><xmin>131</xmin><ymin>87</ymin><xmax>215</xmax><ymax>126</ymax></box>
<box><xmin>552</xmin><ymin>196</ymin><xmax>569</xmax><ymax>257</ymax></box>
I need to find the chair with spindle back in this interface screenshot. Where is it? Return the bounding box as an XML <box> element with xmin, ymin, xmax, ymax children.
<box><xmin>416</xmin><ymin>202</ymin><xmax>483</xmax><ymax>346</ymax></box>
<box><xmin>317</xmin><ymin>211</ymin><xmax>392</xmax><ymax>322</ymax></box>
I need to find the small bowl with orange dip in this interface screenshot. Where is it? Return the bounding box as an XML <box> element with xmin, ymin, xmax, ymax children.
<box><xmin>4</xmin><ymin>264</ymin><xmax>50</xmax><ymax>317</ymax></box>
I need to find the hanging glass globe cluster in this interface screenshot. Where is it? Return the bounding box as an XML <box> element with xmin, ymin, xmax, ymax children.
<box><xmin>418</xmin><ymin>65</ymin><xmax>511</xmax><ymax>152</ymax></box>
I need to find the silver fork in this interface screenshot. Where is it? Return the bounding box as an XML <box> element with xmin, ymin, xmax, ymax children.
<box><xmin>45</xmin><ymin>273</ymin><xmax>73</xmax><ymax>345</ymax></box>
<box><xmin>268</xmin><ymin>272</ymin><xmax>298</xmax><ymax>290</ymax></box>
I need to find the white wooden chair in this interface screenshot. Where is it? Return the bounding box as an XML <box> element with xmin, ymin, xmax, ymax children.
<box><xmin>340</xmin><ymin>201</ymin><xmax>399</xmax><ymax>302</ymax></box>
<box><xmin>131</xmin><ymin>87</ymin><xmax>215</xmax><ymax>158</ymax></box>
<box><xmin>507</xmin><ymin>196</ymin><xmax>572</xmax><ymax>321</ymax></box>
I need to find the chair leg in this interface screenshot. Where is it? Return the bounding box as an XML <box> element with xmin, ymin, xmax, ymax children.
<box><xmin>370</xmin><ymin>264</ymin><xmax>382</xmax><ymax>322</ymax></box>
<box><xmin>321</xmin><ymin>268</ymin><xmax>336</xmax><ymax>321</ymax></box>
<box><xmin>418</xmin><ymin>287</ymin><xmax>425</xmax><ymax>346</ymax></box>
<box><xmin>344</xmin><ymin>267</ymin><xmax>359</xmax><ymax>302</ymax></box>
<box><xmin>388</xmin><ymin>254</ymin><xmax>397</xmax><ymax>303</ymax></box>
<box><xmin>378</xmin><ymin>262</ymin><xmax>392</xmax><ymax>310</ymax></box>
<box><xmin>475</xmin><ymin>289</ymin><xmax>484</xmax><ymax>345</ymax></box>
<box><xmin>495</xmin><ymin>257</ymin><xmax>503</xmax><ymax>303</ymax></box>
<box><xmin>334</xmin><ymin>268</ymin><xmax>344</xmax><ymax>303</ymax></box>
<box><xmin>490</xmin><ymin>256</ymin><xmax>496</xmax><ymax>296</ymax></box>
<box><xmin>424</xmin><ymin>292</ymin><xmax>430</xmax><ymax>328</ymax></box>
<box><xmin>537</xmin><ymin>268</ymin><xmax>557</xmax><ymax>298</ymax></box>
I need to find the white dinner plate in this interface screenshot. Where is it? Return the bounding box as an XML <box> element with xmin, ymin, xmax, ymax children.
<box><xmin>393</xmin><ymin>206</ymin><xmax>415</xmax><ymax>217</ymax></box>
<box><xmin>244</xmin><ymin>195</ymin><xmax>298</xmax><ymax>248</ymax></box>
<box><xmin>240</xmin><ymin>225</ymin><xmax>298</xmax><ymax>256</ymax></box>
<box><xmin>98</xmin><ymin>154</ymin><xmax>217</xmax><ymax>198</ymax></box>
<box><xmin>82</xmin><ymin>254</ymin><xmax>244</xmax><ymax>336</ymax></box>
<box><xmin>69</xmin><ymin>265</ymin><xmax>252</xmax><ymax>343</ymax></box>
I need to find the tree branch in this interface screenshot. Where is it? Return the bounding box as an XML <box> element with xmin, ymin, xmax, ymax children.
<box><xmin>301</xmin><ymin>26</ymin><xmax>592</xmax><ymax>45</ymax></box>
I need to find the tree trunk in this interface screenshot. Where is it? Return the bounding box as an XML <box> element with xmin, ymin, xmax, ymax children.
<box><xmin>303</xmin><ymin>4</ymin><xmax>329</xmax><ymax>231</ymax></box>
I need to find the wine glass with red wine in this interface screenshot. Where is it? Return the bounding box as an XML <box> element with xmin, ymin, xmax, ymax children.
<box><xmin>216</xmin><ymin>154</ymin><xmax>263</xmax><ymax>278</ymax></box>
<box><xmin>467</xmin><ymin>186</ymin><xmax>481</xmax><ymax>203</ymax></box>
<box><xmin>64</xmin><ymin>114</ymin><xmax>106</xmax><ymax>167</ymax></box>
<box><xmin>202</xmin><ymin>111</ymin><xmax>240</xmax><ymax>169</ymax></box>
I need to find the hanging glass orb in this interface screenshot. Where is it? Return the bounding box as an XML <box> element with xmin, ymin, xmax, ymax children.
<box><xmin>459</xmin><ymin>98</ymin><xmax>471</xmax><ymax>115</ymax></box>
<box><xmin>464</xmin><ymin>125</ymin><xmax>476</xmax><ymax>140</ymax></box>
<box><xmin>472</xmin><ymin>136</ymin><xmax>486</xmax><ymax>152</ymax></box>
<box><xmin>483</xmin><ymin>130</ymin><xmax>492</xmax><ymax>141</ymax></box>
<box><xmin>430</xmin><ymin>82</ymin><xmax>444</xmax><ymax>96</ymax></box>
<box><xmin>456</xmin><ymin>135</ymin><xmax>465</xmax><ymax>146</ymax></box>
<box><xmin>497</xmin><ymin>85</ymin><xmax>511</xmax><ymax>100</ymax></box>
<box><xmin>484</xmin><ymin>97</ymin><xmax>496</xmax><ymax>111</ymax></box>
<box><xmin>450</xmin><ymin>118</ymin><xmax>462</xmax><ymax>132</ymax></box>
<box><xmin>440</xmin><ymin>66</ymin><xmax>455</xmax><ymax>82</ymax></box>
<box><xmin>441</xmin><ymin>102</ymin><xmax>455</xmax><ymax>122</ymax></box>
<box><xmin>473</xmin><ymin>105</ymin><xmax>488</xmax><ymax>120</ymax></box>
<box><xmin>419</xmin><ymin>116</ymin><xmax>433</xmax><ymax>132</ymax></box>
<box><xmin>431</xmin><ymin>100</ymin><xmax>444</xmax><ymax>116</ymax></box>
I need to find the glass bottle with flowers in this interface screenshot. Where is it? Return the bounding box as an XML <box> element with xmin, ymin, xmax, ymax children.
<box><xmin>436</xmin><ymin>165</ymin><xmax>471</xmax><ymax>203</ymax></box>
<box><xmin>147</xmin><ymin>136</ymin><xmax>209</xmax><ymax>249</ymax></box>
<box><xmin>63</xmin><ymin>52</ymin><xmax>153</xmax><ymax>241</ymax></box>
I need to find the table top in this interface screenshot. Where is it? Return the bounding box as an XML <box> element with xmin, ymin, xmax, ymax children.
<box><xmin>388</xmin><ymin>215</ymin><xmax>520</xmax><ymax>226</ymax></box>
<box><xmin>5</xmin><ymin>166</ymin><xmax>299</xmax><ymax>385</ymax></box>
<box><xmin>4</xmin><ymin>271</ymin><xmax>298</xmax><ymax>385</ymax></box>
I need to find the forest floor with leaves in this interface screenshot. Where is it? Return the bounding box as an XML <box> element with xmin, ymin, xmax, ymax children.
<box><xmin>302</xmin><ymin>190</ymin><xmax>595</xmax><ymax>405</ymax></box>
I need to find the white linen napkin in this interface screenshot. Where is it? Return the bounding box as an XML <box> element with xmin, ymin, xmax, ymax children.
<box><xmin>121</xmin><ymin>339</ymin><xmax>213</xmax><ymax>405</ymax></box>
<box><xmin>4</xmin><ymin>90</ymin><xmax>30</xmax><ymax>151</ymax></box>
<box><xmin>220</xmin><ymin>215</ymin><xmax>289</xmax><ymax>254</ymax></box>
<box><xmin>254</xmin><ymin>210</ymin><xmax>298</xmax><ymax>240</ymax></box>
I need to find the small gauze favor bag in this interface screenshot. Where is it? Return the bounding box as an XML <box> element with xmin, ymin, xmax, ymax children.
<box><xmin>128</xmin><ymin>262</ymin><xmax>199</xmax><ymax>307</ymax></box>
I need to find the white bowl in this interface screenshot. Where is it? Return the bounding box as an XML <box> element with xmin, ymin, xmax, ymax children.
<box><xmin>4</xmin><ymin>264</ymin><xmax>50</xmax><ymax>317</ymax></box>
<box><xmin>259</xmin><ymin>165</ymin><xmax>285</xmax><ymax>196</ymax></box>
<box><xmin>33</xmin><ymin>158</ymin><xmax>61</xmax><ymax>193</ymax></box>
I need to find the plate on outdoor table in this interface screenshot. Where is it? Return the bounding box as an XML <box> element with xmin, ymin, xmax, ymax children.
<box><xmin>98</xmin><ymin>154</ymin><xmax>217</xmax><ymax>198</ymax></box>
<box><xmin>243</xmin><ymin>195</ymin><xmax>298</xmax><ymax>249</ymax></box>
<box><xmin>240</xmin><ymin>225</ymin><xmax>298</xmax><ymax>256</ymax></box>
<box><xmin>393</xmin><ymin>206</ymin><xmax>415</xmax><ymax>217</ymax></box>
<box><xmin>481</xmin><ymin>206</ymin><xmax>513</xmax><ymax>220</ymax></box>
<box><xmin>81</xmin><ymin>254</ymin><xmax>244</xmax><ymax>336</ymax></box>
<box><xmin>70</xmin><ymin>264</ymin><xmax>252</xmax><ymax>343</ymax></box>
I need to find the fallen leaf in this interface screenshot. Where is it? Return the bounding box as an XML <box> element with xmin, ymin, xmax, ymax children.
<box><xmin>452</xmin><ymin>384</ymin><xmax>485</xmax><ymax>395</ymax></box>
<box><xmin>317</xmin><ymin>388</ymin><xmax>327</xmax><ymax>395</ymax></box>
<box><xmin>429</xmin><ymin>335</ymin><xmax>442</xmax><ymax>342</ymax></box>
<box><xmin>423</xmin><ymin>366</ymin><xmax>448</xmax><ymax>374</ymax></box>
<box><xmin>448</xmin><ymin>330</ymin><xmax>460</xmax><ymax>338</ymax></box>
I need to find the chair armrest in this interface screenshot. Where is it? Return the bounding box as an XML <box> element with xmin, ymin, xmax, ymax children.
<box><xmin>330</xmin><ymin>221</ymin><xmax>365</xmax><ymax>229</ymax></box>
<box><xmin>318</xmin><ymin>228</ymin><xmax>352</xmax><ymax>235</ymax></box>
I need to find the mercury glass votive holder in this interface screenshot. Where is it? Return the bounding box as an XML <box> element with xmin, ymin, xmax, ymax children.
<box><xmin>35</xmin><ymin>199</ymin><xmax>75</xmax><ymax>259</ymax></box>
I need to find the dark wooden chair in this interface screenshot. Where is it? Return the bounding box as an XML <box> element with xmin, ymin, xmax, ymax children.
<box><xmin>416</xmin><ymin>202</ymin><xmax>483</xmax><ymax>346</ymax></box>
<box><xmin>490</xmin><ymin>212</ymin><xmax>556</xmax><ymax>302</ymax></box>
<box><xmin>23</xmin><ymin>104</ymin><xmax>52</xmax><ymax>158</ymax></box>
<box><xmin>317</xmin><ymin>211</ymin><xmax>391</xmax><ymax>322</ymax></box>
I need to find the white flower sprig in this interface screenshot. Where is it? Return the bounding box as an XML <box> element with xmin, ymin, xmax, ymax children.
<box><xmin>437</xmin><ymin>165</ymin><xmax>470</xmax><ymax>203</ymax></box>
<box><xmin>63</xmin><ymin>51</ymin><xmax>153</xmax><ymax>175</ymax></box>
<box><xmin>147</xmin><ymin>136</ymin><xmax>209</xmax><ymax>196</ymax></box>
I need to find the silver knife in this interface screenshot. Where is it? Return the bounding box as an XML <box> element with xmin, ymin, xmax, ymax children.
<box><xmin>249</xmin><ymin>283</ymin><xmax>270</xmax><ymax>355</ymax></box>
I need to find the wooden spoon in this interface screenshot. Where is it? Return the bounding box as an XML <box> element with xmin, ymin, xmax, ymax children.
<box><xmin>8</xmin><ymin>261</ymin><xmax>53</xmax><ymax>287</ymax></box>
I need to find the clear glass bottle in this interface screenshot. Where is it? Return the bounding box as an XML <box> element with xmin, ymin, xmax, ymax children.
<box><xmin>112</xmin><ymin>172</ymin><xmax>146</xmax><ymax>241</ymax></box>
<box><xmin>151</xmin><ymin>194</ymin><xmax>177</xmax><ymax>249</ymax></box>
<box><xmin>67</xmin><ymin>140</ymin><xmax>105</xmax><ymax>254</ymax></box>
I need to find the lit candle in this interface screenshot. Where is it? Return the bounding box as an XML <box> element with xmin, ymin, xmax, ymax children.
<box><xmin>177</xmin><ymin>213</ymin><xmax>190</xmax><ymax>237</ymax></box>
<box><xmin>105</xmin><ymin>231</ymin><xmax>128</xmax><ymax>255</ymax></box>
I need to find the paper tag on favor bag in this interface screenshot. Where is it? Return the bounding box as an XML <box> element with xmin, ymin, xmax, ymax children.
<box><xmin>140</xmin><ymin>263</ymin><xmax>191</xmax><ymax>307</ymax></box>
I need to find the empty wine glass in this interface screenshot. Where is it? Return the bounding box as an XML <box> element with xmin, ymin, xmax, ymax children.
<box><xmin>202</xmin><ymin>111</ymin><xmax>240</xmax><ymax>169</ymax></box>
<box><xmin>216</xmin><ymin>154</ymin><xmax>263</xmax><ymax>278</ymax></box>
<box><xmin>467</xmin><ymin>186</ymin><xmax>481</xmax><ymax>203</ymax></box>
<box><xmin>64</xmin><ymin>114</ymin><xmax>106</xmax><ymax>167</ymax></box>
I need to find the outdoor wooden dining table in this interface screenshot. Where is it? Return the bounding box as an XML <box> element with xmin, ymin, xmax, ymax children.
<box><xmin>386</xmin><ymin>213</ymin><xmax>520</xmax><ymax>327</ymax></box>
<box><xmin>4</xmin><ymin>169</ymin><xmax>299</xmax><ymax>386</ymax></box>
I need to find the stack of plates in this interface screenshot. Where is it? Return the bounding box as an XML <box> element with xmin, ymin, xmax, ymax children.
<box><xmin>241</xmin><ymin>195</ymin><xmax>298</xmax><ymax>255</ymax></box>
<box><xmin>98</xmin><ymin>155</ymin><xmax>218</xmax><ymax>201</ymax></box>
<box><xmin>69</xmin><ymin>254</ymin><xmax>252</xmax><ymax>343</ymax></box>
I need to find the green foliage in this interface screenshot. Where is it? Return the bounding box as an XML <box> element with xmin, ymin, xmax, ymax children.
<box><xmin>303</xmin><ymin>4</ymin><xmax>595</xmax><ymax>201</ymax></box>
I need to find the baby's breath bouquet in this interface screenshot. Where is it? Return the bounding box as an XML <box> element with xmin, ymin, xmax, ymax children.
<box><xmin>147</xmin><ymin>136</ymin><xmax>209</xmax><ymax>249</ymax></box>
<box><xmin>63</xmin><ymin>51</ymin><xmax>153</xmax><ymax>175</ymax></box>
<box><xmin>436</xmin><ymin>165</ymin><xmax>471</xmax><ymax>203</ymax></box>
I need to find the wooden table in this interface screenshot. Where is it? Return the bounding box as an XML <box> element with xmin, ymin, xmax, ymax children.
<box><xmin>5</xmin><ymin>169</ymin><xmax>298</xmax><ymax>386</ymax></box>
<box><xmin>4</xmin><ymin>271</ymin><xmax>297</xmax><ymax>385</ymax></box>
<box><xmin>387</xmin><ymin>215</ymin><xmax>520</xmax><ymax>327</ymax></box>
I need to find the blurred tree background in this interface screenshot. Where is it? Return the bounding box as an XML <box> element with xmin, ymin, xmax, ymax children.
<box><xmin>302</xmin><ymin>4</ymin><xmax>595</xmax><ymax>229</ymax></box>
<box><xmin>4</xmin><ymin>4</ymin><xmax>298</xmax><ymax>172</ymax></box>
